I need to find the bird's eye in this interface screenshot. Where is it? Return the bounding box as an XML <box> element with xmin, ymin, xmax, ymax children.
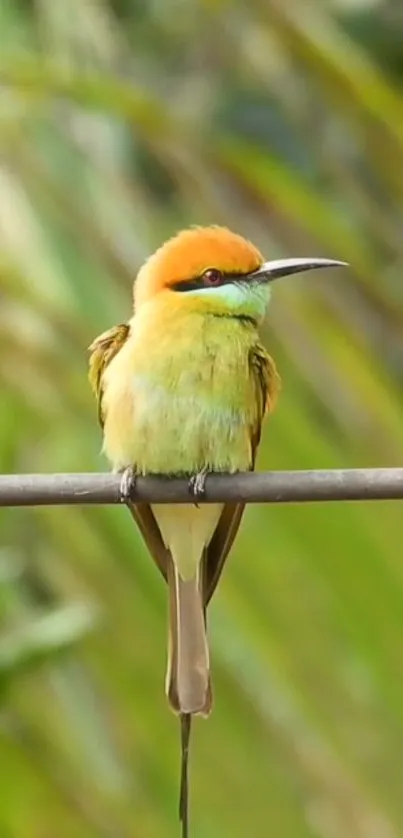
<box><xmin>202</xmin><ymin>268</ymin><xmax>222</xmax><ymax>286</ymax></box>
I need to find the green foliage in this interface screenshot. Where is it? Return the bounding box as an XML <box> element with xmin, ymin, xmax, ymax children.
<box><xmin>1</xmin><ymin>0</ymin><xmax>403</xmax><ymax>835</ymax></box>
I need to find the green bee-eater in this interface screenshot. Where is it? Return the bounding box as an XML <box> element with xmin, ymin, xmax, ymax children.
<box><xmin>89</xmin><ymin>225</ymin><xmax>345</xmax><ymax>835</ymax></box>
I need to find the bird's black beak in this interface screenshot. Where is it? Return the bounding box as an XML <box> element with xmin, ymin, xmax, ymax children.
<box><xmin>247</xmin><ymin>257</ymin><xmax>348</xmax><ymax>283</ymax></box>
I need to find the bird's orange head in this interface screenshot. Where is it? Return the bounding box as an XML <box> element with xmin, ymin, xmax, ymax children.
<box><xmin>134</xmin><ymin>225</ymin><xmax>346</xmax><ymax>321</ymax></box>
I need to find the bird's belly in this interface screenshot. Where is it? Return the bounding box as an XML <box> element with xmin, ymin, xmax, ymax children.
<box><xmin>103</xmin><ymin>372</ymin><xmax>253</xmax><ymax>475</ymax></box>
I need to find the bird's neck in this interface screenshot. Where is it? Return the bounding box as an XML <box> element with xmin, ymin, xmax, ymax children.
<box><xmin>132</xmin><ymin>289</ymin><xmax>266</xmax><ymax>336</ymax></box>
<box><xmin>129</xmin><ymin>294</ymin><xmax>261</xmax><ymax>380</ymax></box>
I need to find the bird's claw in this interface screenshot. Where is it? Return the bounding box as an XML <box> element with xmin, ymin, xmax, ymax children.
<box><xmin>188</xmin><ymin>470</ymin><xmax>208</xmax><ymax>508</ymax></box>
<box><xmin>119</xmin><ymin>466</ymin><xmax>136</xmax><ymax>504</ymax></box>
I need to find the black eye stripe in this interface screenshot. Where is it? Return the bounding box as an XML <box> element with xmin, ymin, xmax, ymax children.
<box><xmin>171</xmin><ymin>273</ymin><xmax>246</xmax><ymax>292</ymax></box>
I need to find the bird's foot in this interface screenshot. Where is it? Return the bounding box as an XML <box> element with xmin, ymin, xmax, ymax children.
<box><xmin>188</xmin><ymin>468</ymin><xmax>209</xmax><ymax>508</ymax></box>
<box><xmin>119</xmin><ymin>466</ymin><xmax>137</xmax><ymax>504</ymax></box>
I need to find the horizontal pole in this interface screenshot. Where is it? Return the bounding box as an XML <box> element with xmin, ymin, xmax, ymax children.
<box><xmin>0</xmin><ymin>469</ymin><xmax>402</xmax><ymax>507</ymax></box>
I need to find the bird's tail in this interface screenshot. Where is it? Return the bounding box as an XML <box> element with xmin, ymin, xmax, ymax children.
<box><xmin>166</xmin><ymin>558</ymin><xmax>212</xmax><ymax>717</ymax></box>
<box><xmin>166</xmin><ymin>559</ymin><xmax>212</xmax><ymax>838</ymax></box>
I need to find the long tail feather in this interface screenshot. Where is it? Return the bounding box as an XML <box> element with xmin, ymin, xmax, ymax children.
<box><xmin>179</xmin><ymin>713</ymin><xmax>191</xmax><ymax>838</ymax></box>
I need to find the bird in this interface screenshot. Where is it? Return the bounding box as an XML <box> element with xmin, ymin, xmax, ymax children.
<box><xmin>88</xmin><ymin>225</ymin><xmax>346</xmax><ymax>835</ymax></box>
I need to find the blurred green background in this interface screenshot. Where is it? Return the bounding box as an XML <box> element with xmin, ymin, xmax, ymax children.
<box><xmin>1</xmin><ymin>0</ymin><xmax>403</xmax><ymax>836</ymax></box>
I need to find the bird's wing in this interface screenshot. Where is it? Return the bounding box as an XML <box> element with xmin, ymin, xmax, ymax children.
<box><xmin>88</xmin><ymin>323</ymin><xmax>131</xmax><ymax>426</ymax></box>
<box><xmin>248</xmin><ymin>341</ymin><xmax>280</xmax><ymax>467</ymax></box>
<box><xmin>88</xmin><ymin>324</ymin><xmax>169</xmax><ymax>582</ymax></box>
<box><xmin>203</xmin><ymin>343</ymin><xmax>280</xmax><ymax>606</ymax></box>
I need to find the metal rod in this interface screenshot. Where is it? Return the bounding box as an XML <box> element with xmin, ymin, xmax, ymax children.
<box><xmin>0</xmin><ymin>469</ymin><xmax>402</xmax><ymax>507</ymax></box>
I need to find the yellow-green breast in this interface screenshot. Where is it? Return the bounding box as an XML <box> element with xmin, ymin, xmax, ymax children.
<box><xmin>101</xmin><ymin>299</ymin><xmax>262</xmax><ymax>476</ymax></box>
